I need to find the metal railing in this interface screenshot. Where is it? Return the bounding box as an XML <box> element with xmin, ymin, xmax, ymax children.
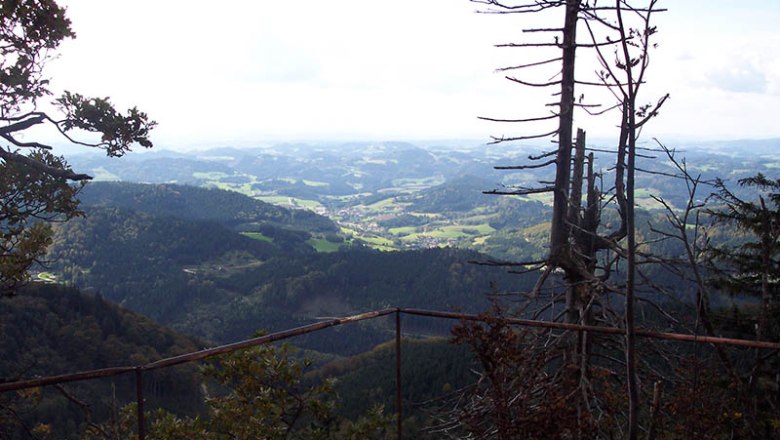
<box><xmin>2</xmin><ymin>307</ymin><xmax>780</xmax><ymax>439</ymax></box>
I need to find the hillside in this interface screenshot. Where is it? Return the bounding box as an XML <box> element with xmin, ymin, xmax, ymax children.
<box><xmin>312</xmin><ymin>337</ymin><xmax>477</xmax><ymax>439</ymax></box>
<box><xmin>78</xmin><ymin>181</ymin><xmax>338</xmax><ymax>233</ymax></box>
<box><xmin>0</xmin><ymin>284</ymin><xmax>204</xmax><ymax>438</ymax></box>
<box><xmin>43</xmin><ymin>183</ymin><xmax>532</xmax><ymax>353</ymax></box>
<box><xmin>46</xmin><ymin>206</ymin><xmax>288</xmax><ymax>320</ymax></box>
<box><xmin>46</xmin><ymin>203</ymin><xmax>530</xmax><ymax>352</ymax></box>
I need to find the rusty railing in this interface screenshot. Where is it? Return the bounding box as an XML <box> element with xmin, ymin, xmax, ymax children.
<box><xmin>2</xmin><ymin>307</ymin><xmax>780</xmax><ymax>439</ymax></box>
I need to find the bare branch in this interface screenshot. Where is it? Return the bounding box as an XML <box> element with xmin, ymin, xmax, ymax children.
<box><xmin>496</xmin><ymin>57</ymin><xmax>563</xmax><ymax>71</ymax></box>
<box><xmin>495</xmin><ymin>159</ymin><xmax>557</xmax><ymax>170</ymax></box>
<box><xmin>478</xmin><ymin>114</ymin><xmax>558</xmax><ymax>123</ymax></box>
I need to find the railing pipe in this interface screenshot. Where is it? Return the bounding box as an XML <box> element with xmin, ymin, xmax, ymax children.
<box><xmin>3</xmin><ymin>307</ymin><xmax>780</xmax><ymax>397</ymax></box>
<box><xmin>0</xmin><ymin>366</ymin><xmax>135</xmax><ymax>393</ymax></box>
<box><xmin>0</xmin><ymin>309</ymin><xmax>396</xmax><ymax>393</ymax></box>
<box><xmin>400</xmin><ymin>308</ymin><xmax>780</xmax><ymax>350</ymax></box>
<box><xmin>395</xmin><ymin>308</ymin><xmax>403</xmax><ymax>440</ymax></box>
<box><xmin>144</xmin><ymin>308</ymin><xmax>396</xmax><ymax>371</ymax></box>
<box><xmin>136</xmin><ymin>367</ymin><xmax>146</xmax><ymax>440</ymax></box>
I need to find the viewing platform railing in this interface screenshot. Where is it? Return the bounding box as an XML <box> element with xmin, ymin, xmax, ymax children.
<box><xmin>2</xmin><ymin>307</ymin><xmax>780</xmax><ymax>439</ymax></box>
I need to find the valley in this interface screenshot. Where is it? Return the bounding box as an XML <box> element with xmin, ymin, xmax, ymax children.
<box><xmin>4</xmin><ymin>139</ymin><xmax>778</xmax><ymax>438</ymax></box>
<box><xmin>68</xmin><ymin>139</ymin><xmax>780</xmax><ymax>261</ymax></box>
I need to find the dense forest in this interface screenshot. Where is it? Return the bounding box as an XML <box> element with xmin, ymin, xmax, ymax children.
<box><xmin>0</xmin><ymin>285</ymin><xmax>204</xmax><ymax>439</ymax></box>
<box><xmin>45</xmin><ymin>187</ymin><xmax>528</xmax><ymax>349</ymax></box>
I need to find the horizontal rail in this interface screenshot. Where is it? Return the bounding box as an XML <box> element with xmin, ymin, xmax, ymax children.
<box><xmin>401</xmin><ymin>308</ymin><xmax>780</xmax><ymax>350</ymax></box>
<box><xmin>2</xmin><ymin>306</ymin><xmax>779</xmax><ymax>394</ymax></box>
<box><xmin>0</xmin><ymin>308</ymin><xmax>396</xmax><ymax>393</ymax></box>
<box><xmin>145</xmin><ymin>308</ymin><xmax>396</xmax><ymax>370</ymax></box>
<box><xmin>0</xmin><ymin>366</ymin><xmax>136</xmax><ymax>392</ymax></box>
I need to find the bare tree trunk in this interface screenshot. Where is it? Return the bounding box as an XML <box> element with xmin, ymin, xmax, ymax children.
<box><xmin>549</xmin><ymin>0</ymin><xmax>580</xmax><ymax>262</ymax></box>
<box><xmin>616</xmin><ymin>3</ymin><xmax>640</xmax><ymax>436</ymax></box>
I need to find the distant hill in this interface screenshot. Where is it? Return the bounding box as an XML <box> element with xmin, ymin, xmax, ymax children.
<box><xmin>78</xmin><ymin>181</ymin><xmax>338</xmax><ymax>233</ymax></box>
<box><xmin>401</xmin><ymin>175</ymin><xmax>498</xmax><ymax>213</ymax></box>
<box><xmin>63</xmin><ymin>142</ymin><xmax>780</xmax><ymax>261</ymax></box>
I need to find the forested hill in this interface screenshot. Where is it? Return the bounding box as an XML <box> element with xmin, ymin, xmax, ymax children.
<box><xmin>77</xmin><ymin>182</ymin><xmax>338</xmax><ymax>233</ymax></box>
<box><xmin>46</xmin><ymin>205</ymin><xmax>301</xmax><ymax>319</ymax></box>
<box><xmin>44</xmin><ymin>193</ymin><xmax>529</xmax><ymax>352</ymax></box>
<box><xmin>0</xmin><ymin>284</ymin><xmax>205</xmax><ymax>437</ymax></box>
<box><xmin>0</xmin><ymin>284</ymin><xmax>202</xmax><ymax>378</ymax></box>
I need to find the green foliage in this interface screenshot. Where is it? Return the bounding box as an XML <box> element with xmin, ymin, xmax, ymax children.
<box><xmin>0</xmin><ymin>0</ymin><xmax>74</xmax><ymax>112</ymax></box>
<box><xmin>0</xmin><ymin>149</ymin><xmax>84</xmax><ymax>293</ymax></box>
<box><xmin>708</xmin><ymin>173</ymin><xmax>780</xmax><ymax>302</ymax></box>
<box><xmin>0</xmin><ymin>0</ymin><xmax>155</xmax><ymax>294</ymax></box>
<box><xmin>83</xmin><ymin>344</ymin><xmax>392</xmax><ymax>440</ymax></box>
<box><xmin>56</xmin><ymin>92</ymin><xmax>155</xmax><ymax>153</ymax></box>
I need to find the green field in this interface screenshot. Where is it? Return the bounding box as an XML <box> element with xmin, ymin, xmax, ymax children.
<box><xmin>256</xmin><ymin>196</ymin><xmax>323</xmax><ymax>209</ymax></box>
<box><xmin>365</xmin><ymin>197</ymin><xmax>400</xmax><ymax>210</ymax></box>
<box><xmin>521</xmin><ymin>192</ymin><xmax>555</xmax><ymax>205</ymax></box>
<box><xmin>357</xmin><ymin>234</ymin><xmax>398</xmax><ymax>251</ymax></box>
<box><xmin>241</xmin><ymin>232</ymin><xmax>273</xmax><ymax>243</ymax></box>
<box><xmin>36</xmin><ymin>272</ymin><xmax>58</xmax><ymax>283</ymax></box>
<box><xmin>306</xmin><ymin>238</ymin><xmax>342</xmax><ymax>253</ymax></box>
<box><xmin>398</xmin><ymin>223</ymin><xmax>495</xmax><ymax>242</ymax></box>
<box><xmin>193</xmin><ymin>171</ymin><xmax>231</xmax><ymax>180</ymax></box>
<box><xmin>388</xmin><ymin>226</ymin><xmax>418</xmax><ymax>236</ymax></box>
<box><xmin>209</xmin><ymin>181</ymin><xmax>255</xmax><ymax>196</ymax></box>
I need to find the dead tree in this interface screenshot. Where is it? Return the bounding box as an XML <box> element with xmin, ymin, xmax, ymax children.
<box><xmin>473</xmin><ymin>0</ymin><xmax>667</xmax><ymax>437</ymax></box>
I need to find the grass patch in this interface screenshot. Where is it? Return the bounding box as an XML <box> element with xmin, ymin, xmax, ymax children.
<box><xmin>209</xmin><ymin>182</ymin><xmax>255</xmax><ymax>197</ymax></box>
<box><xmin>257</xmin><ymin>196</ymin><xmax>323</xmax><ymax>209</ymax></box>
<box><xmin>36</xmin><ymin>272</ymin><xmax>58</xmax><ymax>283</ymax></box>
<box><xmin>433</xmin><ymin>224</ymin><xmax>495</xmax><ymax>239</ymax></box>
<box><xmin>472</xmin><ymin>236</ymin><xmax>489</xmax><ymax>245</ymax></box>
<box><xmin>193</xmin><ymin>171</ymin><xmax>230</xmax><ymax>180</ymax></box>
<box><xmin>306</xmin><ymin>238</ymin><xmax>342</xmax><ymax>253</ymax></box>
<box><xmin>521</xmin><ymin>192</ymin><xmax>555</xmax><ymax>206</ymax></box>
<box><xmin>634</xmin><ymin>187</ymin><xmax>658</xmax><ymax>198</ymax></box>
<box><xmin>358</xmin><ymin>234</ymin><xmax>398</xmax><ymax>251</ymax></box>
<box><xmin>365</xmin><ymin>197</ymin><xmax>398</xmax><ymax>210</ymax></box>
<box><xmin>388</xmin><ymin>226</ymin><xmax>418</xmax><ymax>236</ymax></box>
<box><xmin>241</xmin><ymin>232</ymin><xmax>273</xmax><ymax>243</ymax></box>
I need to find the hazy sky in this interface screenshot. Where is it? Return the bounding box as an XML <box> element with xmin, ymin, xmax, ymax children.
<box><xmin>43</xmin><ymin>0</ymin><xmax>780</xmax><ymax>150</ymax></box>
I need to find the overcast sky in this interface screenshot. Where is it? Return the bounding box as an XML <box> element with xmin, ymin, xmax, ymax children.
<box><xmin>43</xmin><ymin>0</ymin><xmax>780</xmax><ymax>150</ymax></box>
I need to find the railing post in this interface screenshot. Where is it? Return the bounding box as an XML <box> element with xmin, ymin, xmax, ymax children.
<box><xmin>135</xmin><ymin>367</ymin><xmax>146</xmax><ymax>440</ymax></box>
<box><xmin>395</xmin><ymin>309</ymin><xmax>402</xmax><ymax>440</ymax></box>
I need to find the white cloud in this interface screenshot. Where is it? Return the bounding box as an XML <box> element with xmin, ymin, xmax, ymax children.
<box><xmin>39</xmin><ymin>0</ymin><xmax>780</xmax><ymax>147</ymax></box>
<box><xmin>708</xmin><ymin>64</ymin><xmax>768</xmax><ymax>94</ymax></box>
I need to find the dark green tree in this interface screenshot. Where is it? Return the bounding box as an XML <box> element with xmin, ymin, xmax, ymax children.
<box><xmin>709</xmin><ymin>173</ymin><xmax>780</xmax><ymax>391</ymax></box>
<box><xmin>0</xmin><ymin>0</ymin><xmax>155</xmax><ymax>294</ymax></box>
<box><xmin>81</xmin><ymin>343</ymin><xmax>392</xmax><ymax>440</ymax></box>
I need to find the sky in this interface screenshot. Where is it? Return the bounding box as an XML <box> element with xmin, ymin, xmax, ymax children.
<box><xmin>39</xmin><ymin>0</ymin><xmax>780</xmax><ymax>151</ymax></box>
